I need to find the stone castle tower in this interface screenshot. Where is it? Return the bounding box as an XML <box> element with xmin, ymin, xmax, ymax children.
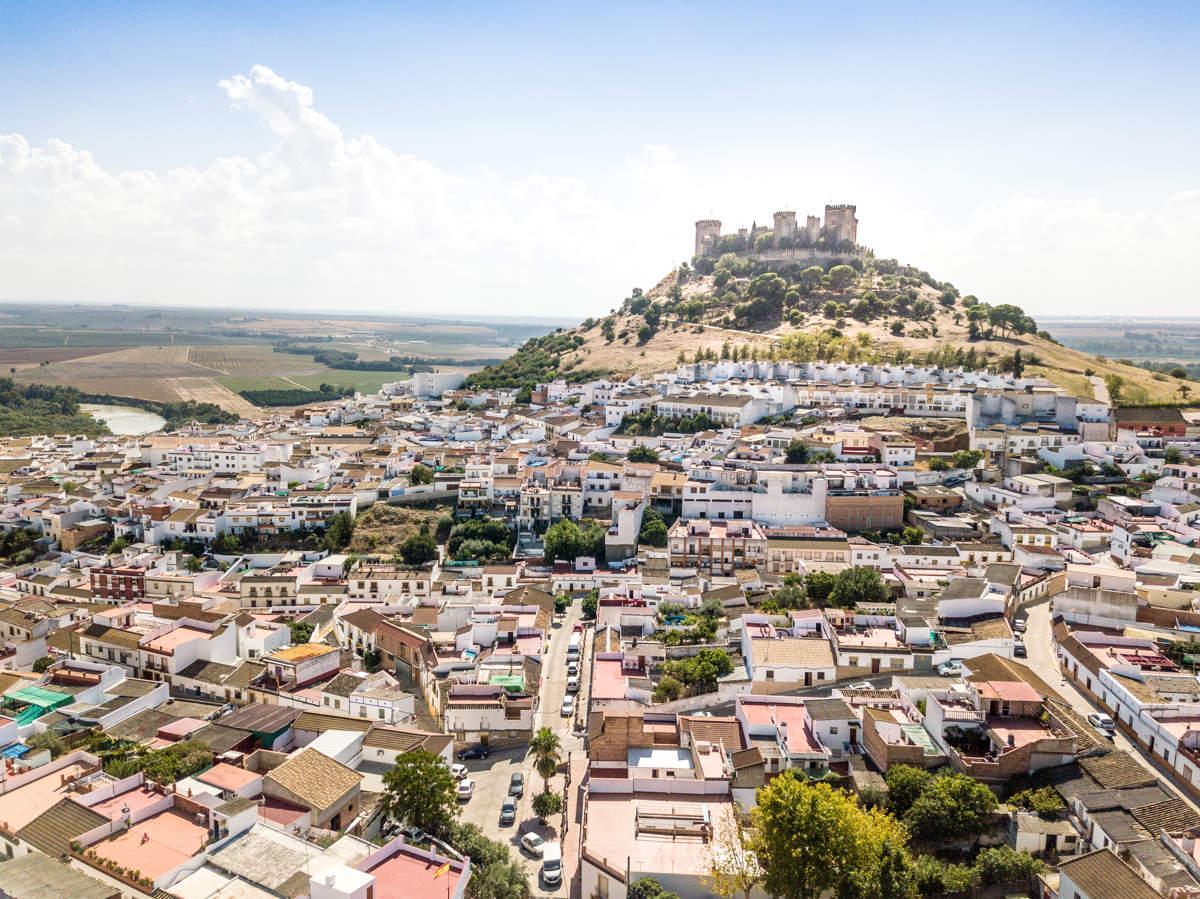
<box><xmin>694</xmin><ymin>219</ymin><xmax>722</xmax><ymax>258</ymax></box>
<box><xmin>694</xmin><ymin>206</ymin><xmax>858</xmax><ymax>257</ymax></box>
<box><xmin>823</xmin><ymin>204</ymin><xmax>858</xmax><ymax>245</ymax></box>
<box><xmin>772</xmin><ymin>211</ymin><xmax>797</xmax><ymax>246</ymax></box>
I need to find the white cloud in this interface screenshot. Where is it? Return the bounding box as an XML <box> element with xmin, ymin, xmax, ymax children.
<box><xmin>1</xmin><ymin>65</ymin><xmax>1198</xmax><ymax>321</ymax></box>
<box><xmin>0</xmin><ymin>65</ymin><xmax>683</xmax><ymax>317</ymax></box>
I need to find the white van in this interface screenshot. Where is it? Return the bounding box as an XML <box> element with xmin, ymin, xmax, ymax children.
<box><xmin>541</xmin><ymin>841</ymin><xmax>562</xmax><ymax>886</ymax></box>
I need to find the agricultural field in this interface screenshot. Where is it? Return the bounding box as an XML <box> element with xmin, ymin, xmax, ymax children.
<box><xmin>0</xmin><ymin>301</ymin><xmax>561</xmax><ymax>413</ymax></box>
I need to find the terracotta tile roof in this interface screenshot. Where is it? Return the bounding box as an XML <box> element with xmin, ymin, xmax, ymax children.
<box><xmin>15</xmin><ymin>797</ymin><xmax>108</xmax><ymax>858</ymax></box>
<box><xmin>265</xmin><ymin>748</ymin><xmax>360</xmax><ymax>813</ymax></box>
<box><xmin>363</xmin><ymin>725</ymin><xmax>453</xmax><ymax>755</ymax></box>
<box><xmin>1057</xmin><ymin>847</ymin><xmax>1159</xmax><ymax>899</ymax></box>
<box><xmin>1078</xmin><ymin>751</ymin><xmax>1159</xmax><ymax>791</ymax></box>
<box><xmin>679</xmin><ymin>716</ymin><xmax>745</xmax><ymax>751</ymax></box>
<box><xmin>750</xmin><ymin>636</ymin><xmax>835</xmax><ymax>669</ymax></box>
<box><xmin>293</xmin><ymin>711</ymin><xmax>373</xmax><ymax>734</ymax></box>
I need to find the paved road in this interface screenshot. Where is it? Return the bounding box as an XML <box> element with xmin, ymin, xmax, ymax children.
<box><xmin>453</xmin><ymin>601</ymin><xmax>588</xmax><ymax>896</ymax></box>
<box><xmin>1020</xmin><ymin>599</ymin><xmax>1199</xmax><ymax>812</ymax></box>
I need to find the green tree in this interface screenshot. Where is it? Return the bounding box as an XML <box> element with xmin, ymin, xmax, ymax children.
<box><xmin>450</xmin><ymin>823</ymin><xmax>530</xmax><ymax>899</ymax></box>
<box><xmin>628</xmin><ymin>880</ymin><xmax>680</xmax><ymax>899</ymax></box>
<box><xmin>529</xmin><ymin>727</ymin><xmax>562</xmax><ymax>795</ymax></box>
<box><xmin>1166</xmin><ymin>446</ymin><xmax>1183</xmax><ymax>464</ymax></box>
<box><xmin>829</xmin><ymin>566</ymin><xmax>890</xmax><ymax>607</ymax></box>
<box><xmin>382</xmin><ymin>750</ymin><xmax>460</xmax><ymax>840</ymax></box>
<box><xmin>904</xmin><ymin>773</ymin><xmax>997</xmax><ymax>842</ymax></box>
<box><xmin>543</xmin><ymin>519</ymin><xmax>586</xmax><ymax>563</ymax></box>
<box><xmin>798</xmin><ymin>266</ymin><xmax>824</xmax><ymax>294</ymax></box>
<box><xmin>409</xmin><ymin>463</ymin><xmax>435</xmax><ymax>485</ymax></box>
<box><xmin>785</xmin><ymin>440</ymin><xmax>809</xmax><ymax>464</ymax></box>
<box><xmin>628</xmin><ymin>445</ymin><xmax>660</xmax><ymax>463</ymax></box>
<box><xmin>31</xmin><ymin>656</ymin><xmax>54</xmax><ymax>673</ymax></box>
<box><xmin>828</xmin><ymin>265</ymin><xmax>857</xmax><ymax>290</ymax></box>
<box><xmin>804</xmin><ymin>570</ymin><xmax>836</xmax><ymax>606</ymax></box>
<box><xmin>884</xmin><ymin>766</ymin><xmax>932</xmax><ymax>816</ymax></box>
<box><xmin>662</xmin><ymin>649</ymin><xmax>734</xmax><ymax>692</ymax></box>
<box><xmin>581</xmin><ymin>590</ymin><xmax>598</xmax><ymax>619</ymax></box>
<box><xmin>322</xmin><ymin>511</ymin><xmax>355</xmax><ymax>551</ymax></box>
<box><xmin>1104</xmin><ymin>372</ymin><xmax>1123</xmax><ymax>403</ymax></box>
<box><xmin>639</xmin><ymin>508</ymin><xmax>669</xmax><ymax>547</ymax></box>
<box><xmin>653</xmin><ymin>675</ymin><xmax>684</xmax><ymax>703</ymax></box>
<box><xmin>975</xmin><ymin>846</ymin><xmax>1044</xmax><ymax>884</ymax></box>
<box><xmin>399</xmin><ymin>527</ymin><xmax>438</xmax><ymax>565</ymax></box>
<box><xmin>532</xmin><ymin>790</ymin><xmax>562</xmax><ymax>824</ymax></box>
<box><xmin>288</xmin><ymin>620</ymin><xmax>314</xmax><ymax>644</ymax></box>
<box><xmin>1008</xmin><ymin>786</ymin><xmax>1064</xmax><ymax>817</ymax></box>
<box><xmin>752</xmin><ymin>775</ymin><xmax>910</xmax><ymax>899</ymax></box>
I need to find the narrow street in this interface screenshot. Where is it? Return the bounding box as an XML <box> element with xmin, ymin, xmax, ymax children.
<box><xmin>453</xmin><ymin>600</ymin><xmax>589</xmax><ymax>896</ymax></box>
<box><xmin>1021</xmin><ymin>599</ymin><xmax>1200</xmax><ymax>812</ymax></box>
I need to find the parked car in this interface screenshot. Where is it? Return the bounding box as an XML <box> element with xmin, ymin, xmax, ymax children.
<box><xmin>1013</xmin><ymin>641</ymin><xmax>1027</xmax><ymax>658</ymax></box>
<box><xmin>499</xmin><ymin>798</ymin><xmax>517</xmax><ymax>826</ymax></box>
<box><xmin>457</xmin><ymin>745</ymin><xmax>489</xmax><ymax>761</ymax></box>
<box><xmin>849</xmin><ymin>681</ymin><xmax>873</xmax><ymax>690</ymax></box>
<box><xmin>1088</xmin><ymin>712</ymin><xmax>1117</xmax><ymax>736</ymax></box>
<box><xmin>509</xmin><ymin>771</ymin><xmax>525</xmax><ymax>798</ymax></box>
<box><xmin>541</xmin><ymin>841</ymin><xmax>563</xmax><ymax>886</ymax></box>
<box><xmin>567</xmin><ymin>660</ymin><xmax>580</xmax><ymax>677</ymax></box>
<box><xmin>561</xmin><ymin>695</ymin><xmax>575</xmax><ymax>717</ymax></box>
<box><xmin>456</xmin><ymin>778</ymin><xmax>475</xmax><ymax>800</ymax></box>
<box><xmin>937</xmin><ymin>660</ymin><xmax>964</xmax><ymax>677</ymax></box>
<box><xmin>399</xmin><ymin>824</ymin><xmax>428</xmax><ymax>844</ymax></box>
<box><xmin>1013</xmin><ymin>617</ymin><xmax>1027</xmax><ymax>633</ymax></box>
<box><xmin>566</xmin><ymin>675</ymin><xmax>580</xmax><ymax>692</ymax></box>
<box><xmin>520</xmin><ymin>832</ymin><xmax>546</xmax><ymax>857</ymax></box>
<box><xmin>450</xmin><ymin>763</ymin><xmax>468</xmax><ymax>780</ymax></box>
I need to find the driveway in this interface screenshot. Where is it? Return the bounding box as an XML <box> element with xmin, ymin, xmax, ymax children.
<box><xmin>1021</xmin><ymin>599</ymin><xmax>1200</xmax><ymax>812</ymax></box>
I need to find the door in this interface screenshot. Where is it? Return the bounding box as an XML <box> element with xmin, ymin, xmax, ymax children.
<box><xmin>871</xmin><ymin>658</ymin><xmax>881</xmax><ymax>674</ymax></box>
<box><xmin>804</xmin><ymin>672</ymin><xmax>812</xmax><ymax>687</ymax></box>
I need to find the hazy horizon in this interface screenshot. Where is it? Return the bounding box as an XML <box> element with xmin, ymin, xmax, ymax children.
<box><xmin>3</xmin><ymin>2</ymin><xmax>1198</xmax><ymax>319</ymax></box>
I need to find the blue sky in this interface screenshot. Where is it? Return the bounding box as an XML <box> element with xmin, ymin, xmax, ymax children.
<box><xmin>2</xmin><ymin>1</ymin><xmax>1198</xmax><ymax>318</ymax></box>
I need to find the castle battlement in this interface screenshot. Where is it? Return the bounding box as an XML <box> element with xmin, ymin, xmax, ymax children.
<box><xmin>694</xmin><ymin>204</ymin><xmax>859</xmax><ymax>258</ymax></box>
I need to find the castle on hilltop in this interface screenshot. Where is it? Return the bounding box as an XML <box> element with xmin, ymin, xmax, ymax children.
<box><xmin>694</xmin><ymin>204</ymin><xmax>860</xmax><ymax>258</ymax></box>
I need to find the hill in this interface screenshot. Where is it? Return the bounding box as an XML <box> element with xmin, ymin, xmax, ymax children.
<box><xmin>468</xmin><ymin>252</ymin><xmax>1200</xmax><ymax>406</ymax></box>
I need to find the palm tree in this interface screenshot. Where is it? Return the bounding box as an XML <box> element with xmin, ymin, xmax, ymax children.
<box><xmin>529</xmin><ymin>727</ymin><xmax>561</xmax><ymax>795</ymax></box>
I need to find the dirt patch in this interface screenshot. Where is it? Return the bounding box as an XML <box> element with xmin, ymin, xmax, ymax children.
<box><xmin>166</xmin><ymin>378</ymin><xmax>262</xmax><ymax>417</ymax></box>
<box><xmin>347</xmin><ymin>504</ymin><xmax>452</xmax><ymax>555</ymax></box>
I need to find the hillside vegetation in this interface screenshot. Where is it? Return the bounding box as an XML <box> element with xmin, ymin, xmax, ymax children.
<box><xmin>472</xmin><ymin>252</ymin><xmax>1200</xmax><ymax>405</ymax></box>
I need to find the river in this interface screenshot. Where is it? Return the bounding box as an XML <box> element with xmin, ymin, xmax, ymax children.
<box><xmin>80</xmin><ymin>403</ymin><xmax>166</xmax><ymax>436</ymax></box>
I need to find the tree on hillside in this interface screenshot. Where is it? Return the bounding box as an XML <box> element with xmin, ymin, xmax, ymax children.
<box><xmin>798</xmin><ymin>266</ymin><xmax>824</xmax><ymax>294</ymax></box>
<box><xmin>399</xmin><ymin>525</ymin><xmax>438</xmax><ymax>565</ymax></box>
<box><xmin>829</xmin><ymin>566</ymin><xmax>890</xmax><ymax>607</ymax></box>
<box><xmin>382</xmin><ymin>750</ymin><xmax>460</xmax><ymax>840</ymax></box>
<box><xmin>322</xmin><ymin>511</ymin><xmax>355</xmax><ymax>551</ymax></box>
<box><xmin>1104</xmin><ymin>373</ymin><xmax>1125</xmax><ymax>404</ymax></box>
<box><xmin>828</xmin><ymin>265</ymin><xmax>857</xmax><ymax>290</ymax></box>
